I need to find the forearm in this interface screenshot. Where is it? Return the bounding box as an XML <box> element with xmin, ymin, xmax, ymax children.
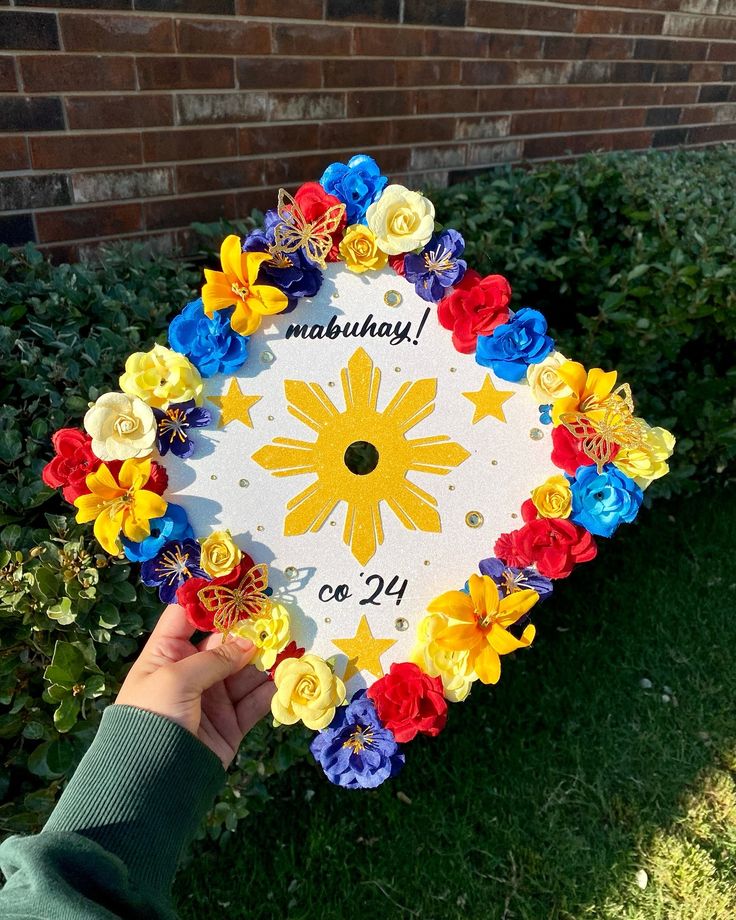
<box><xmin>0</xmin><ymin>705</ymin><xmax>225</xmax><ymax>919</ymax></box>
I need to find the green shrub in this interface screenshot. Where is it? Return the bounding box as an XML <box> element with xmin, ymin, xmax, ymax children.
<box><xmin>0</xmin><ymin>147</ymin><xmax>733</xmax><ymax>845</ymax></box>
<box><xmin>432</xmin><ymin>145</ymin><xmax>736</xmax><ymax>496</ymax></box>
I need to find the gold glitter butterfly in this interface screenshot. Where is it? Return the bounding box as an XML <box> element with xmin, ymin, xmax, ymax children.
<box><xmin>560</xmin><ymin>383</ymin><xmax>645</xmax><ymax>473</ymax></box>
<box><xmin>271</xmin><ymin>187</ymin><xmax>346</xmax><ymax>270</ymax></box>
<box><xmin>197</xmin><ymin>563</ymin><xmax>271</xmax><ymax>636</ymax></box>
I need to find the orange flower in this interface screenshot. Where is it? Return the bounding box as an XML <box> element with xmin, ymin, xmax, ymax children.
<box><xmin>429</xmin><ymin>574</ymin><xmax>538</xmax><ymax>685</ymax></box>
<box><xmin>201</xmin><ymin>234</ymin><xmax>289</xmax><ymax>336</ymax></box>
<box><xmin>74</xmin><ymin>459</ymin><xmax>167</xmax><ymax>555</ymax></box>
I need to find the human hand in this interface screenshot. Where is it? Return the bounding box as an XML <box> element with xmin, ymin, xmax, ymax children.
<box><xmin>116</xmin><ymin>603</ymin><xmax>275</xmax><ymax>768</ymax></box>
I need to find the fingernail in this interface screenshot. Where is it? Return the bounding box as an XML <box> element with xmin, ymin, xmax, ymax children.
<box><xmin>229</xmin><ymin>636</ymin><xmax>254</xmax><ymax>653</ymax></box>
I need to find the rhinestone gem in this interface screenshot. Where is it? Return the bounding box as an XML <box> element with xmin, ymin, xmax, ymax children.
<box><xmin>395</xmin><ymin>618</ymin><xmax>409</xmax><ymax>632</ymax></box>
<box><xmin>384</xmin><ymin>290</ymin><xmax>402</xmax><ymax>307</ymax></box>
<box><xmin>284</xmin><ymin>566</ymin><xmax>298</xmax><ymax>580</ymax></box>
<box><xmin>210</xmin><ymin>474</ymin><xmax>218</xmax><ymax>481</ymax></box>
<box><xmin>465</xmin><ymin>511</ymin><xmax>484</xmax><ymax>528</ymax></box>
<box><xmin>260</xmin><ymin>351</ymin><xmax>274</xmax><ymax>364</ymax></box>
<box><xmin>239</xmin><ymin>479</ymin><xmax>249</xmax><ymax>488</ymax></box>
<box><xmin>530</xmin><ymin>427</ymin><xmax>544</xmax><ymax>441</ymax></box>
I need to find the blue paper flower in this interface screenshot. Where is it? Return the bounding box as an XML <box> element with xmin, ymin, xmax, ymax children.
<box><xmin>568</xmin><ymin>463</ymin><xmax>643</xmax><ymax>538</ymax></box>
<box><xmin>122</xmin><ymin>503</ymin><xmax>194</xmax><ymax>563</ymax></box>
<box><xmin>539</xmin><ymin>404</ymin><xmax>553</xmax><ymax>425</ymax></box>
<box><xmin>479</xmin><ymin>556</ymin><xmax>554</xmax><ymax>602</ymax></box>
<box><xmin>310</xmin><ymin>690</ymin><xmax>405</xmax><ymax>790</ymax></box>
<box><xmin>475</xmin><ymin>308</ymin><xmax>554</xmax><ymax>382</ymax></box>
<box><xmin>403</xmin><ymin>229</ymin><xmax>467</xmax><ymax>303</ymax></box>
<box><xmin>152</xmin><ymin>399</ymin><xmax>211</xmax><ymax>459</ymax></box>
<box><xmin>319</xmin><ymin>154</ymin><xmax>388</xmax><ymax>225</ymax></box>
<box><xmin>168</xmin><ymin>298</ymin><xmax>249</xmax><ymax>378</ymax></box>
<box><xmin>243</xmin><ymin>210</ymin><xmax>323</xmax><ymax>306</ymax></box>
<box><xmin>140</xmin><ymin>538</ymin><xmax>207</xmax><ymax>604</ymax></box>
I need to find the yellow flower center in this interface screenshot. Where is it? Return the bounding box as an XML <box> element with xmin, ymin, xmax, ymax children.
<box><xmin>476</xmin><ymin>609</ymin><xmax>496</xmax><ymax>630</ymax></box>
<box><xmin>114</xmin><ymin>415</ymin><xmax>139</xmax><ymax>436</ymax></box>
<box><xmin>232</xmin><ymin>281</ymin><xmax>250</xmax><ymax>300</ymax></box>
<box><xmin>390</xmin><ymin>206</ymin><xmax>417</xmax><ymax>236</ymax></box>
<box><xmin>342</xmin><ymin>724</ymin><xmax>374</xmax><ymax>754</ymax></box>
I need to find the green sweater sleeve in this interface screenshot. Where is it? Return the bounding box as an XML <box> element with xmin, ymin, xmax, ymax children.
<box><xmin>0</xmin><ymin>704</ymin><xmax>226</xmax><ymax>919</ymax></box>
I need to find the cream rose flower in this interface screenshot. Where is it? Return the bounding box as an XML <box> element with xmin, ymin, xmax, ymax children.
<box><xmin>613</xmin><ymin>422</ymin><xmax>675</xmax><ymax>489</ymax></box>
<box><xmin>339</xmin><ymin>224</ymin><xmax>388</xmax><ymax>274</ymax></box>
<box><xmin>232</xmin><ymin>602</ymin><xmax>291</xmax><ymax>671</ymax></box>
<box><xmin>526</xmin><ymin>351</ymin><xmax>573</xmax><ymax>404</ymax></box>
<box><xmin>271</xmin><ymin>653</ymin><xmax>346</xmax><ymax>730</ymax></box>
<box><xmin>83</xmin><ymin>392</ymin><xmax>156</xmax><ymax>462</ymax></box>
<box><xmin>199</xmin><ymin>530</ymin><xmax>241</xmax><ymax>578</ymax></box>
<box><xmin>119</xmin><ymin>343</ymin><xmax>203</xmax><ymax>410</ymax></box>
<box><xmin>366</xmin><ymin>184</ymin><xmax>435</xmax><ymax>255</ymax></box>
<box><xmin>411</xmin><ymin>612</ymin><xmax>477</xmax><ymax>702</ymax></box>
<box><xmin>530</xmin><ymin>474</ymin><xmax>573</xmax><ymax>519</ymax></box>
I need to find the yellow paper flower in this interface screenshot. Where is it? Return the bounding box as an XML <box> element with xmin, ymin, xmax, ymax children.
<box><xmin>74</xmin><ymin>459</ymin><xmax>167</xmax><ymax>555</ymax></box>
<box><xmin>271</xmin><ymin>653</ymin><xmax>346</xmax><ymax>730</ymax></box>
<box><xmin>526</xmin><ymin>351</ymin><xmax>573</xmax><ymax>404</ymax></box>
<box><xmin>232</xmin><ymin>602</ymin><xmax>291</xmax><ymax>671</ymax></box>
<box><xmin>411</xmin><ymin>612</ymin><xmax>477</xmax><ymax>702</ymax></box>
<box><xmin>613</xmin><ymin>422</ymin><xmax>676</xmax><ymax>489</ymax></box>
<box><xmin>83</xmin><ymin>391</ymin><xmax>156</xmax><ymax>462</ymax></box>
<box><xmin>339</xmin><ymin>224</ymin><xmax>388</xmax><ymax>274</ymax></box>
<box><xmin>429</xmin><ymin>574</ymin><xmax>538</xmax><ymax>685</ymax></box>
<box><xmin>120</xmin><ymin>344</ymin><xmax>203</xmax><ymax>411</ymax></box>
<box><xmin>365</xmin><ymin>184</ymin><xmax>435</xmax><ymax>255</ymax></box>
<box><xmin>551</xmin><ymin>360</ymin><xmax>618</xmax><ymax>426</ymax></box>
<box><xmin>531</xmin><ymin>474</ymin><xmax>572</xmax><ymax>519</ymax></box>
<box><xmin>199</xmin><ymin>530</ymin><xmax>241</xmax><ymax>578</ymax></box>
<box><xmin>201</xmin><ymin>234</ymin><xmax>289</xmax><ymax>336</ymax></box>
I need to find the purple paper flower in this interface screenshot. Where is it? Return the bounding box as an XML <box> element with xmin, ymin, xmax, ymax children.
<box><xmin>479</xmin><ymin>556</ymin><xmax>554</xmax><ymax>602</ymax></box>
<box><xmin>243</xmin><ymin>210</ymin><xmax>323</xmax><ymax>307</ymax></box>
<box><xmin>140</xmin><ymin>538</ymin><xmax>207</xmax><ymax>604</ymax></box>
<box><xmin>310</xmin><ymin>690</ymin><xmax>405</xmax><ymax>790</ymax></box>
<box><xmin>403</xmin><ymin>229</ymin><xmax>467</xmax><ymax>303</ymax></box>
<box><xmin>153</xmin><ymin>400</ymin><xmax>211</xmax><ymax>459</ymax></box>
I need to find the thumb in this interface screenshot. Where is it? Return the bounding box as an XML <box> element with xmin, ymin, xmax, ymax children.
<box><xmin>172</xmin><ymin>636</ymin><xmax>255</xmax><ymax>693</ymax></box>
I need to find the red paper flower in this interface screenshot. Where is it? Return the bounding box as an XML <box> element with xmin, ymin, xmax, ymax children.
<box><xmin>267</xmin><ymin>641</ymin><xmax>305</xmax><ymax>680</ymax></box>
<box><xmin>293</xmin><ymin>182</ymin><xmax>346</xmax><ymax>263</ymax></box>
<box><xmin>176</xmin><ymin>554</ymin><xmax>255</xmax><ymax>631</ymax></box>
<box><xmin>367</xmin><ymin>661</ymin><xmax>447</xmax><ymax>743</ymax></box>
<box><xmin>495</xmin><ymin>518</ymin><xmax>597</xmax><ymax>579</ymax></box>
<box><xmin>549</xmin><ymin>425</ymin><xmax>618</xmax><ymax>477</ymax></box>
<box><xmin>388</xmin><ymin>253</ymin><xmax>406</xmax><ymax>277</ymax></box>
<box><xmin>520</xmin><ymin>498</ymin><xmax>538</xmax><ymax>522</ymax></box>
<box><xmin>42</xmin><ymin>428</ymin><xmax>102</xmax><ymax>503</ymax></box>
<box><xmin>437</xmin><ymin>269</ymin><xmax>512</xmax><ymax>354</ymax></box>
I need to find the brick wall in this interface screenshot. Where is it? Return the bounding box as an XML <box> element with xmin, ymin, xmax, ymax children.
<box><xmin>1</xmin><ymin>1</ymin><xmax>735</xmax><ymax>260</ymax></box>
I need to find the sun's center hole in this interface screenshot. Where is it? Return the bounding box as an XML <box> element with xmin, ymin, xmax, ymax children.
<box><xmin>343</xmin><ymin>440</ymin><xmax>379</xmax><ymax>476</ymax></box>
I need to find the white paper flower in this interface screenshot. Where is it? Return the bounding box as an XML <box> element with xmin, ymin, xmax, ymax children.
<box><xmin>84</xmin><ymin>391</ymin><xmax>156</xmax><ymax>461</ymax></box>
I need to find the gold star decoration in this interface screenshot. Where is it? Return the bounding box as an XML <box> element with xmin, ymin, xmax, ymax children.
<box><xmin>332</xmin><ymin>614</ymin><xmax>397</xmax><ymax>682</ymax></box>
<box><xmin>462</xmin><ymin>374</ymin><xmax>514</xmax><ymax>424</ymax></box>
<box><xmin>208</xmin><ymin>378</ymin><xmax>261</xmax><ymax>429</ymax></box>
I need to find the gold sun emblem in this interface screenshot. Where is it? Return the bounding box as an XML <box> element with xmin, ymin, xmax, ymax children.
<box><xmin>251</xmin><ymin>347</ymin><xmax>470</xmax><ymax>566</ymax></box>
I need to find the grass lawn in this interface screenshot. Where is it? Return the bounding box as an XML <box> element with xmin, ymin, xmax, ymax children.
<box><xmin>176</xmin><ymin>487</ymin><xmax>736</xmax><ymax>920</ymax></box>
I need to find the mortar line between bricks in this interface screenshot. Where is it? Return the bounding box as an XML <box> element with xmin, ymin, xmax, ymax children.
<box><xmin>10</xmin><ymin>2</ymin><xmax>736</xmax><ymax>26</ymax></box>
<box><xmin>4</xmin><ymin>91</ymin><xmax>730</xmax><ymax>136</ymax></box>
<box><xmin>31</xmin><ymin>135</ymin><xmax>730</xmax><ymax>252</ymax></box>
<box><xmin>4</xmin><ymin>117</ymin><xmax>731</xmax><ymax>205</ymax></box>
<box><xmin>2</xmin><ymin>75</ymin><xmax>733</xmax><ymax>102</ymax></box>
<box><xmin>7</xmin><ymin>103</ymin><xmax>733</xmax><ymax>167</ymax></box>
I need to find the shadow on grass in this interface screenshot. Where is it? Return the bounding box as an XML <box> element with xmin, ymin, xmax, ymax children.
<box><xmin>176</xmin><ymin>488</ymin><xmax>736</xmax><ymax>920</ymax></box>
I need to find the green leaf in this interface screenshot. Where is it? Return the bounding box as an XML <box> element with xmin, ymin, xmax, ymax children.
<box><xmin>53</xmin><ymin>695</ymin><xmax>81</xmax><ymax>733</ymax></box>
<box><xmin>46</xmin><ymin>597</ymin><xmax>76</xmax><ymax>626</ymax></box>
<box><xmin>44</xmin><ymin>641</ymin><xmax>86</xmax><ymax>686</ymax></box>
